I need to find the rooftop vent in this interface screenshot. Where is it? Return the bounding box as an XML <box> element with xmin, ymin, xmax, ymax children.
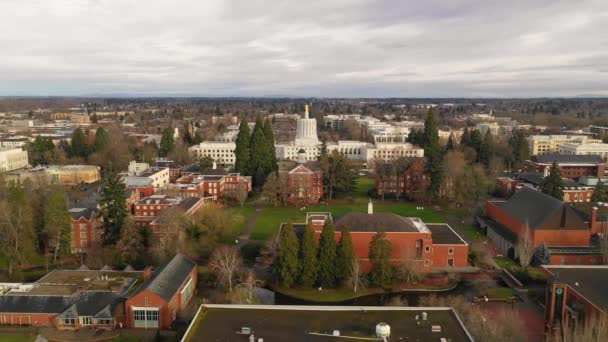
<box><xmin>333</xmin><ymin>330</ymin><xmax>340</xmax><ymax>336</ymax></box>
<box><xmin>431</xmin><ymin>325</ymin><xmax>442</xmax><ymax>333</ymax></box>
<box><xmin>376</xmin><ymin>322</ymin><xmax>391</xmax><ymax>338</ymax></box>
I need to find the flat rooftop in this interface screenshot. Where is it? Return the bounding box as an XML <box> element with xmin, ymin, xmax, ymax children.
<box><xmin>24</xmin><ymin>270</ymin><xmax>143</xmax><ymax>295</ymax></box>
<box><xmin>542</xmin><ymin>265</ymin><xmax>608</xmax><ymax>312</ymax></box>
<box><xmin>184</xmin><ymin>305</ymin><xmax>473</xmax><ymax>341</ymax></box>
<box><xmin>427</xmin><ymin>224</ymin><xmax>467</xmax><ymax>245</ymax></box>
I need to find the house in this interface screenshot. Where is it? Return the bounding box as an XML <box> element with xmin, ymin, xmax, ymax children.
<box><xmin>542</xmin><ymin>265</ymin><xmax>608</xmax><ymax>337</ymax></box>
<box><xmin>125</xmin><ymin>254</ymin><xmax>197</xmax><ymax>329</ymax></box>
<box><xmin>173</xmin><ymin>163</ymin><xmax>251</xmax><ymax>201</ymax></box>
<box><xmin>277</xmin><ymin>154</ymin><xmax>324</xmax><ymax>206</ymax></box>
<box><xmin>282</xmin><ymin>201</ymin><xmax>468</xmax><ymax>276</ymax></box>
<box><xmin>375</xmin><ymin>160</ymin><xmax>429</xmax><ymax>198</ymax></box>
<box><xmin>523</xmin><ymin>155</ymin><xmax>605</xmax><ymax>180</ymax></box>
<box><xmin>481</xmin><ymin>188</ymin><xmax>602</xmax><ymax>265</ymax></box>
<box><xmin>68</xmin><ymin>208</ymin><xmax>102</xmax><ymax>253</ymax></box>
<box><xmin>123</xmin><ymin>167</ymin><xmax>170</xmax><ymax>189</ymax></box>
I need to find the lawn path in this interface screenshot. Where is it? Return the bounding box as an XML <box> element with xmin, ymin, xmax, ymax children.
<box><xmin>238</xmin><ymin>207</ymin><xmax>262</xmax><ymax>247</ymax></box>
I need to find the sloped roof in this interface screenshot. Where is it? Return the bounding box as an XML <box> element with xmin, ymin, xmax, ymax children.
<box><xmin>69</xmin><ymin>207</ymin><xmax>95</xmax><ymax>221</ymax></box>
<box><xmin>132</xmin><ymin>254</ymin><xmax>196</xmax><ymax>302</ymax></box>
<box><xmin>493</xmin><ymin>188</ymin><xmax>588</xmax><ymax>230</ymax></box>
<box><xmin>0</xmin><ymin>291</ymin><xmax>119</xmax><ymax>316</ymax></box>
<box><xmin>534</xmin><ymin>154</ymin><xmax>602</xmax><ymax>164</ymax></box>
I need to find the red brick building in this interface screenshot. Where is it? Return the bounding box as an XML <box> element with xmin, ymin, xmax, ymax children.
<box><xmin>542</xmin><ymin>265</ymin><xmax>608</xmax><ymax>338</ymax></box>
<box><xmin>174</xmin><ymin>165</ymin><xmax>251</xmax><ymax>201</ymax></box>
<box><xmin>153</xmin><ymin>159</ymin><xmax>182</xmax><ymax>183</ymax></box>
<box><xmin>68</xmin><ymin>208</ymin><xmax>102</xmax><ymax>254</ymax></box>
<box><xmin>375</xmin><ymin>160</ymin><xmax>429</xmax><ymax>198</ymax></box>
<box><xmin>495</xmin><ymin>173</ymin><xmax>594</xmax><ymax>203</ymax></box>
<box><xmin>125</xmin><ymin>254</ymin><xmax>197</xmax><ymax>329</ymax></box>
<box><xmin>284</xmin><ymin>202</ymin><xmax>468</xmax><ymax>275</ymax></box>
<box><xmin>278</xmin><ymin>159</ymin><xmax>324</xmax><ymax>206</ymax></box>
<box><xmin>523</xmin><ymin>155</ymin><xmax>605</xmax><ymax>180</ymax></box>
<box><xmin>481</xmin><ymin>188</ymin><xmax>602</xmax><ymax>265</ymax></box>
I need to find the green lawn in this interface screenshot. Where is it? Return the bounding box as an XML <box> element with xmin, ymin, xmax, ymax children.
<box><xmin>227</xmin><ymin>206</ymin><xmax>257</xmax><ymax>234</ymax></box>
<box><xmin>486</xmin><ymin>287</ymin><xmax>515</xmax><ymax>299</ymax></box>
<box><xmin>247</xmin><ymin>202</ymin><xmax>444</xmax><ymax>240</ymax></box>
<box><xmin>462</xmin><ymin>225</ymin><xmax>484</xmax><ymax>241</ymax></box>
<box><xmin>352</xmin><ymin>176</ymin><xmax>375</xmax><ymax>199</ymax></box>
<box><xmin>0</xmin><ymin>334</ymin><xmax>35</xmax><ymax>342</ymax></box>
<box><xmin>494</xmin><ymin>257</ymin><xmax>548</xmax><ymax>284</ymax></box>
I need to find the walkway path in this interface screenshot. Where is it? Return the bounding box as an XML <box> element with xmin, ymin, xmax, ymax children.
<box><xmin>237</xmin><ymin>207</ymin><xmax>262</xmax><ymax>247</ymax></box>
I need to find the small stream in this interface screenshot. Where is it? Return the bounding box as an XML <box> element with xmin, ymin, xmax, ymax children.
<box><xmin>273</xmin><ymin>281</ymin><xmax>478</xmax><ymax>306</ymax></box>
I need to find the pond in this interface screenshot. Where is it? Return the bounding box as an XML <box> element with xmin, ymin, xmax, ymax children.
<box><xmin>273</xmin><ymin>281</ymin><xmax>477</xmax><ymax>306</ymax></box>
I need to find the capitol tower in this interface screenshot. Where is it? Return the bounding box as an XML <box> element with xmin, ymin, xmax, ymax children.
<box><xmin>295</xmin><ymin>104</ymin><xmax>319</xmax><ymax>145</ymax></box>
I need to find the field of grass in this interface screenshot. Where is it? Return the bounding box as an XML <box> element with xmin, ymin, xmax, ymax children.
<box><xmin>486</xmin><ymin>287</ymin><xmax>515</xmax><ymax>299</ymax></box>
<box><xmin>352</xmin><ymin>176</ymin><xmax>375</xmax><ymax>199</ymax></box>
<box><xmin>247</xmin><ymin>202</ymin><xmax>444</xmax><ymax>240</ymax></box>
<box><xmin>227</xmin><ymin>206</ymin><xmax>257</xmax><ymax>234</ymax></box>
<box><xmin>461</xmin><ymin>225</ymin><xmax>484</xmax><ymax>241</ymax></box>
<box><xmin>0</xmin><ymin>334</ymin><xmax>35</xmax><ymax>342</ymax></box>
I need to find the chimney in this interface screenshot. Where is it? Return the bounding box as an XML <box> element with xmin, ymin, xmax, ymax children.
<box><xmin>591</xmin><ymin>206</ymin><xmax>598</xmax><ymax>234</ymax></box>
<box><xmin>368</xmin><ymin>198</ymin><xmax>373</xmax><ymax>215</ymax></box>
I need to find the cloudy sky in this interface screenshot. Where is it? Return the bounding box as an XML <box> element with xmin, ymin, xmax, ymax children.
<box><xmin>1</xmin><ymin>0</ymin><xmax>607</xmax><ymax>97</ymax></box>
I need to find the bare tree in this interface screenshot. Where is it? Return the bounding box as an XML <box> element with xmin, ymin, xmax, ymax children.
<box><xmin>396</xmin><ymin>246</ymin><xmax>423</xmax><ymax>283</ymax></box>
<box><xmin>348</xmin><ymin>257</ymin><xmax>366</xmax><ymax>293</ymax></box>
<box><xmin>517</xmin><ymin>222</ymin><xmax>534</xmax><ymax>268</ymax></box>
<box><xmin>552</xmin><ymin>312</ymin><xmax>608</xmax><ymax>342</ymax></box>
<box><xmin>235</xmin><ymin>269</ymin><xmax>264</xmax><ymax>303</ymax></box>
<box><xmin>235</xmin><ymin>180</ymin><xmax>249</xmax><ymax>207</ymax></box>
<box><xmin>209</xmin><ymin>246</ymin><xmax>242</xmax><ymax>292</ymax></box>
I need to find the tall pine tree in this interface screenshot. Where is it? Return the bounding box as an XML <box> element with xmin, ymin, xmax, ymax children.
<box><xmin>249</xmin><ymin>115</ymin><xmax>271</xmax><ymax>185</ymax></box>
<box><xmin>159</xmin><ymin>128</ymin><xmax>175</xmax><ymax>158</ymax></box>
<box><xmin>70</xmin><ymin>128</ymin><xmax>89</xmax><ymax>159</ymax></box>
<box><xmin>317</xmin><ymin>219</ymin><xmax>337</xmax><ymax>287</ymax></box>
<box><xmin>369</xmin><ymin>229</ymin><xmax>393</xmax><ymax>288</ymax></box>
<box><xmin>469</xmin><ymin>129</ymin><xmax>482</xmax><ymax>155</ymax></box>
<box><xmin>336</xmin><ymin>228</ymin><xmax>355</xmax><ymax>286</ymax></box>
<box><xmin>478</xmin><ymin>131</ymin><xmax>494</xmax><ymax>166</ymax></box>
<box><xmin>445</xmin><ymin>133</ymin><xmax>455</xmax><ymax>151</ymax></box>
<box><xmin>299</xmin><ymin>222</ymin><xmax>318</xmax><ymax>287</ymax></box>
<box><xmin>423</xmin><ymin>110</ymin><xmax>443</xmax><ymax>198</ymax></box>
<box><xmin>263</xmin><ymin>118</ymin><xmax>278</xmax><ymax>172</ymax></box>
<box><xmin>592</xmin><ymin>180</ymin><xmax>608</xmax><ymax>203</ymax></box>
<box><xmin>44</xmin><ymin>189</ymin><xmax>71</xmax><ymax>263</ymax></box>
<box><xmin>460</xmin><ymin>127</ymin><xmax>471</xmax><ymax>147</ymax></box>
<box><xmin>540</xmin><ymin>162</ymin><xmax>564</xmax><ymax>200</ymax></box>
<box><xmin>234</xmin><ymin>118</ymin><xmax>251</xmax><ymax>174</ymax></box>
<box><xmin>275</xmin><ymin>222</ymin><xmax>300</xmax><ymax>288</ymax></box>
<box><xmin>94</xmin><ymin>127</ymin><xmax>110</xmax><ymax>152</ymax></box>
<box><xmin>99</xmin><ymin>170</ymin><xmax>127</xmax><ymax>245</ymax></box>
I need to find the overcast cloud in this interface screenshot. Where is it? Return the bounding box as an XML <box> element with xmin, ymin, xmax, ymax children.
<box><xmin>0</xmin><ymin>0</ymin><xmax>607</xmax><ymax>97</ymax></box>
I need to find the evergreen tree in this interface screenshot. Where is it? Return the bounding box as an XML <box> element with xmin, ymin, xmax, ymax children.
<box><xmin>469</xmin><ymin>129</ymin><xmax>482</xmax><ymax>154</ymax></box>
<box><xmin>422</xmin><ymin>110</ymin><xmax>443</xmax><ymax>198</ymax></box>
<box><xmin>592</xmin><ymin>180</ymin><xmax>608</xmax><ymax>203</ymax></box>
<box><xmin>275</xmin><ymin>222</ymin><xmax>300</xmax><ymax>288</ymax></box>
<box><xmin>99</xmin><ymin>170</ymin><xmax>127</xmax><ymax>245</ymax></box>
<box><xmin>336</xmin><ymin>228</ymin><xmax>355</xmax><ymax>285</ymax></box>
<box><xmin>263</xmin><ymin>118</ymin><xmax>278</xmax><ymax>172</ymax></box>
<box><xmin>94</xmin><ymin>127</ymin><xmax>110</xmax><ymax>152</ymax></box>
<box><xmin>29</xmin><ymin>137</ymin><xmax>55</xmax><ymax>166</ymax></box>
<box><xmin>317</xmin><ymin>219</ymin><xmax>338</xmax><ymax>287</ymax></box>
<box><xmin>299</xmin><ymin>222</ymin><xmax>318</xmax><ymax>287</ymax></box>
<box><xmin>369</xmin><ymin>229</ymin><xmax>393</xmax><ymax>288</ymax></box>
<box><xmin>460</xmin><ymin>127</ymin><xmax>471</xmax><ymax>147</ymax></box>
<box><xmin>70</xmin><ymin>128</ymin><xmax>89</xmax><ymax>159</ymax></box>
<box><xmin>445</xmin><ymin>133</ymin><xmax>455</xmax><ymax>151</ymax></box>
<box><xmin>159</xmin><ymin>128</ymin><xmax>175</xmax><ymax>157</ymax></box>
<box><xmin>479</xmin><ymin>131</ymin><xmax>494</xmax><ymax>166</ymax></box>
<box><xmin>249</xmin><ymin>115</ymin><xmax>271</xmax><ymax>184</ymax></box>
<box><xmin>540</xmin><ymin>162</ymin><xmax>564</xmax><ymax>200</ymax></box>
<box><xmin>234</xmin><ymin>119</ymin><xmax>251</xmax><ymax>174</ymax></box>
<box><xmin>44</xmin><ymin>189</ymin><xmax>71</xmax><ymax>263</ymax></box>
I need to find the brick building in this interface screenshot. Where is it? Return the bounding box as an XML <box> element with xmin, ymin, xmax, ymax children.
<box><xmin>278</xmin><ymin>157</ymin><xmax>324</xmax><ymax>206</ymax></box>
<box><xmin>68</xmin><ymin>208</ymin><xmax>102</xmax><ymax>253</ymax></box>
<box><xmin>495</xmin><ymin>172</ymin><xmax>594</xmax><ymax>203</ymax></box>
<box><xmin>523</xmin><ymin>155</ymin><xmax>605</xmax><ymax>180</ymax></box>
<box><xmin>375</xmin><ymin>160</ymin><xmax>429</xmax><ymax>198</ymax></box>
<box><xmin>125</xmin><ymin>254</ymin><xmax>197</xmax><ymax>329</ymax></box>
<box><xmin>481</xmin><ymin>188</ymin><xmax>602</xmax><ymax>265</ymax></box>
<box><xmin>153</xmin><ymin>159</ymin><xmax>182</xmax><ymax>183</ymax></box>
<box><xmin>542</xmin><ymin>265</ymin><xmax>608</xmax><ymax>338</ymax></box>
<box><xmin>173</xmin><ymin>164</ymin><xmax>251</xmax><ymax>201</ymax></box>
<box><xmin>283</xmin><ymin>201</ymin><xmax>468</xmax><ymax>275</ymax></box>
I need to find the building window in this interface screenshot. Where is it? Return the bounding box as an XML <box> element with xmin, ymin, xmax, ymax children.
<box><xmin>448</xmin><ymin>247</ymin><xmax>454</xmax><ymax>255</ymax></box>
<box><xmin>424</xmin><ymin>259</ymin><xmax>430</xmax><ymax>267</ymax></box>
<box><xmin>425</xmin><ymin>245</ymin><xmax>431</xmax><ymax>253</ymax></box>
<box><xmin>80</xmin><ymin>232</ymin><xmax>88</xmax><ymax>238</ymax></box>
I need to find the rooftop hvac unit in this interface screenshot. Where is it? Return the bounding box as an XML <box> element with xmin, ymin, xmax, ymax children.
<box><xmin>241</xmin><ymin>327</ymin><xmax>252</xmax><ymax>334</ymax></box>
<box><xmin>376</xmin><ymin>322</ymin><xmax>391</xmax><ymax>338</ymax></box>
<box><xmin>422</xmin><ymin>312</ymin><xmax>427</xmax><ymax>320</ymax></box>
<box><xmin>431</xmin><ymin>325</ymin><xmax>442</xmax><ymax>333</ymax></box>
<box><xmin>333</xmin><ymin>330</ymin><xmax>340</xmax><ymax>336</ymax></box>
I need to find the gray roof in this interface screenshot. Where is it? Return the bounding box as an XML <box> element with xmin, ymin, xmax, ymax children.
<box><xmin>534</xmin><ymin>154</ymin><xmax>603</xmax><ymax>164</ymax></box>
<box><xmin>0</xmin><ymin>291</ymin><xmax>119</xmax><ymax>316</ymax></box>
<box><xmin>335</xmin><ymin>212</ymin><xmax>420</xmax><ymax>232</ymax></box>
<box><xmin>544</xmin><ymin>266</ymin><xmax>608</xmax><ymax>312</ymax></box>
<box><xmin>427</xmin><ymin>224</ymin><xmax>467</xmax><ymax>245</ymax></box>
<box><xmin>133</xmin><ymin>254</ymin><xmax>196</xmax><ymax>302</ymax></box>
<box><xmin>69</xmin><ymin>207</ymin><xmax>96</xmax><ymax>221</ymax></box>
<box><xmin>176</xmin><ymin>197</ymin><xmax>202</xmax><ymax>212</ymax></box>
<box><xmin>493</xmin><ymin>188</ymin><xmax>588</xmax><ymax>230</ymax></box>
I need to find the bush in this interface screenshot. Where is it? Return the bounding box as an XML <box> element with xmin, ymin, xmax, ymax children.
<box><xmin>240</xmin><ymin>242</ymin><xmax>263</xmax><ymax>266</ymax></box>
<box><xmin>198</xmin><ymin>270</ymin><xmax>217</xmax><ymax>289</ymax></box>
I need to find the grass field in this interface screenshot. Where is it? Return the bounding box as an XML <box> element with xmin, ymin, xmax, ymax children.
<box><xmin>0</xmin><ymin>334</ymin><xmax>35</xmax><ymax>342</ymax></box>
<box><xmin>351</xmin><ymin>176</ymin><xmax>375</xmax><ymax>199</ymax></box>
<box><xmin>486</xmin><ymin>287</ymin><xmax>515</xmax><ymax>299</ymax></box>
<box><xmin>227</xmin><ymin>206</ymin><xmax>257</xmax><ymax>234</ymax></box>
<box><xmin>246</xmin><ymin>202</ymin><xmax>444</xmax><ymax>240</ymax></box>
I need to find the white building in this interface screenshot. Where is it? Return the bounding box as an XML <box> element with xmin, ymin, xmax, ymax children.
<box><xmin>189</xmin><ymin>141</ymin><xmax>236</xmax><ymax>166</ymax></box>
<box><xmin>365</xmin><ymin>143</ymin><xmax>424</xmax><ymax>163</ymax></box>
<box><xmin>0</xmin><ymin>136</ymin><xmax>29</xmax><ymax>148</ymax></box>
<box><xmin>127</xmin><ymin>160</ymin><xmax>150</xmax><ymax>176</ymax></box>
<box><xmin>559</xmin><ymin>143</ymin><xmax>608</xmax><ymax>161</ymax></box>
<box><xmin>0</xmin><ymin>148</ymin><xmax>29</xmax><ymax>172</ymax></box>
<box><xmin>527</xmin><ymin>135</ymin><xmax>601</xmax><ymax>156</ymax></box>
<box><xmin>322</xmin><ymin>114</ymin><xmax>364</xmax><ymax>130</ymax></box>
<box><xmin>370</xmin><ymin>125</ymin><xmax>410</xmax><ymax>143</ymax></box>
<box><xmin>123</xmin><ymin>167</ymin><xmax>170</xmax><ymax>189</ymax></box>
<box><xmin>276</xmin><ymin>104</ymin><xmax>322</xmax><ymax>162</ymax></box>
<box><xmin>476</xmin><ymin>122</ymin><xmax>502</xmax><ymax>136</ymax></box>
